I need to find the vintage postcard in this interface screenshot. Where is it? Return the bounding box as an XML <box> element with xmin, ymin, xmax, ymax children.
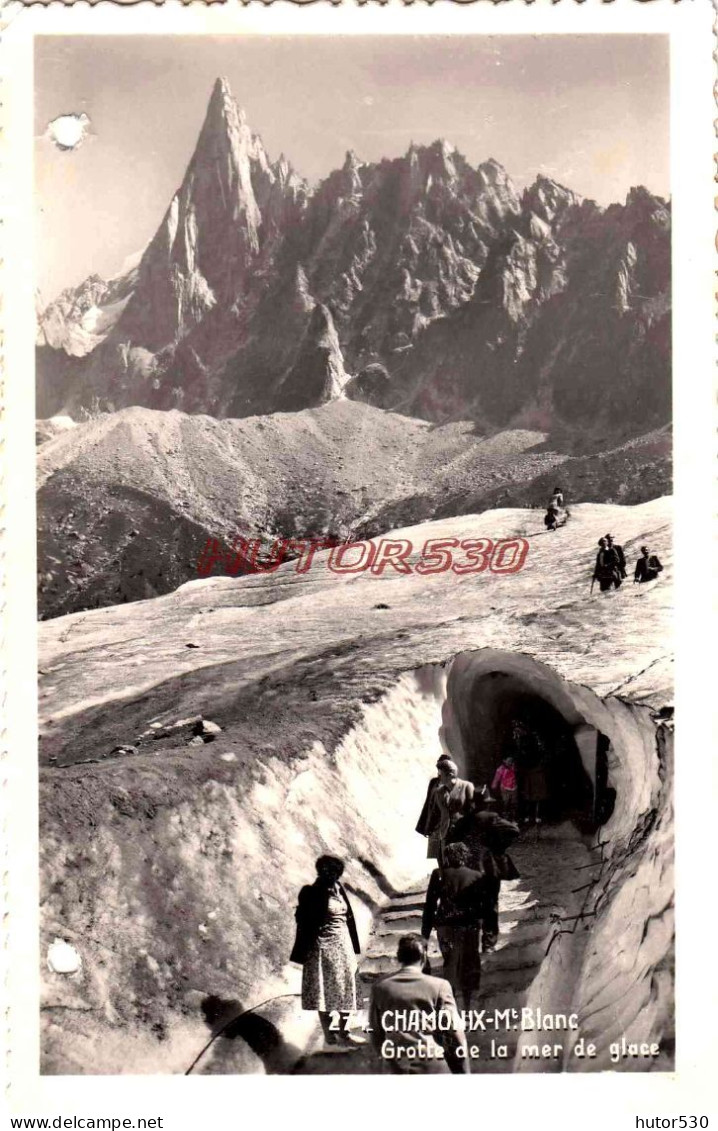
<box><xmin>1</xmin><ymin>0</ymin><xmax>715</xmax><ymax>1125</ymax></box>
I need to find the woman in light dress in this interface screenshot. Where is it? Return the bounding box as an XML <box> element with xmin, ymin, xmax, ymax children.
<box><xmin>290</xmin><ymin>855</ymin><xmax>363</xmax><ymax>1050</ymax></box>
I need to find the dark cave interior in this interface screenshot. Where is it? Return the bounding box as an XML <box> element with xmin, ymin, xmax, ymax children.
<box><xmin>462</xmin><ymin>670</ymin><xmax>615</xmax><ymax>830</ymax></box>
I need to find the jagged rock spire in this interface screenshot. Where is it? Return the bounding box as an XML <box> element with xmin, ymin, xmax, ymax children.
<box><xmin>187</xmin><ymin>75</ymin><xmax>262</xmax><ymax>247</ymax></box>
<box><xmin>113</xmin><ymin>77</ymin><xmax>305</xmax><ymax>352</ymax></box>
<box><xmin>522</xmin><ymin>174</ymin><xmax>581</xmax><ymax>223</ymax></box>
<box><xmin>275</xmin><ymin>303</ymin><xmax>350</xmax><ymax>410</ymax></box>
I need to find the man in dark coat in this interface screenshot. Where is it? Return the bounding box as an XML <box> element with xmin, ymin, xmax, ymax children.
<box><xmin>634</xmin><ymin>545</ymin><xmax>664</xmax><ymax>583</ymax></box>
<box><xmin>448</xmin><ymin>800</ymin><xmax>520</xmax><ymax>951</ymax></box>
<box><xmin>422</xmin><ymin>842</ymin><xmax>488</xmax><ymax>1010</ymax></box>
<box><xmin>369</xmin><ymin>934</ymin><xmax>469</xmax><ymax>1074</ymax></box>
<box><xmin>544</xmin><ymin>487</ymin><xmax>568</xmax><ymax>531</ymax></box>
<box><xmin>605</xmin><ymin>534</ymin><xmax>627</xmax><ymax>579</ymax></box>
<box><xmin>415</xmin><ymin>755</ymin><xmax>455</xmax><ymax>837</ymax></box>
<box><xmin>593</xmin><ymin>538</ymin><xmax>622</xmax><ymax>592</ymax></box>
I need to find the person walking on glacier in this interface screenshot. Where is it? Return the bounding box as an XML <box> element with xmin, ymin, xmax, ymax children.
<box><xmin>634</xmin><ymin>545</ymin><xmax>664</xmax><ymax>584</ymax></box>
<box><xmin>605</xmin><ymin>533</ymin><xmax>627</xmax><ymax>580</ymax></box>
<box><xmin>592</xmin><ymin>537</ymin><xmax>622</xmax><ymax>592</ymax></box>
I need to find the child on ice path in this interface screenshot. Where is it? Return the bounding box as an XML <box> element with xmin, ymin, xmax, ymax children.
<box><xmin>492</xmin><ymin>757</ymin><xmax>518</xmax><ymax>822</ymax></box>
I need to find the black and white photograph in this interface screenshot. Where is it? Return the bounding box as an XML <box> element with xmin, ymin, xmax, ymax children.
<box><xmin>30</xmin><ymin>31</ymin><xmax>679</xmax><ymax>1079</ymax></box>
<box><xmin>0</xmin><ymin>0</ymin><xmax>706</xmax><ymax>1108</ymax></box>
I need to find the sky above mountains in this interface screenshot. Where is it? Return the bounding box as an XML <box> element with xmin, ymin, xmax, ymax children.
<box><xmin>35</xmin><ymin>35</ymin><xmax>669</xmax><ymax>300</ymax></box>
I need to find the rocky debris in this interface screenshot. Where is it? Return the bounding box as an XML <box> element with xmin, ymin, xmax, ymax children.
<box><xmin>110</xmin><ymin>744</ymin><xmax>137</xmax><ymax>758</ymax></box>
<box><xmin>139</xmin><ymin>715</ymin><xmax>201</xmax><ymax>739</ymax></box>
<box><xmin>196</xmin><ymin>720</ymin><xmax>222</xmax><ymax>740</ymax></box>
<box><xmin>136</xmin><ymin>715</ymin><xmax>221</xmax><ymax>747</ymax></box>
<box><xmin>36</xmin><ymin>415</ymin><xmax>77</xmax><ymax>446</ymax></box>
<box><xmin>432</xmin><ymin>426</ymin><xmax>672</xmax><ymax>520</ymax></box>
<box><xmin>36</xmin><ymin>79</ymin><xmax>669</xmax><ymax>440</ymax></box>
<box><xmin>343</xmin><ymin>363</ymin><xmax>391</xmax><ymax>408</ymax></box>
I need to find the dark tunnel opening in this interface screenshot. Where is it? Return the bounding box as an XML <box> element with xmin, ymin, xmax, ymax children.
<box><xmin>459</xmin><ymin>670</ymin><xmax>615</xmax><ymax>834</ymax></box>
<box><xmin>595</xmin><ymin>732</ymin><xmax>617</xmax><ymax>827</ymax></box>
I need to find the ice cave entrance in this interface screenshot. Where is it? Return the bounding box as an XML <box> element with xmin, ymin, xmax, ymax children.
<box><xmin>441</xmin><ymin>650</ymin><xmax>616</xmax><ymax>832</ymax></box>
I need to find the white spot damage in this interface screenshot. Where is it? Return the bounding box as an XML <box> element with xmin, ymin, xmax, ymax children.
<box><xmin>47</xmin><ymin>114</ymin><xmax>91</xmax><ymax>152</ymax></box>
<box><xmin>47</xmin><ymin>938</ymin><xmax>82</xmax><ymax>975</ymax></box>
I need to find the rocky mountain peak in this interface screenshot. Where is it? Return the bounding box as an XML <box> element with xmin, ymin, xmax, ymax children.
<box><xmin>624</xmin><ymin>185</ymin><xmax>669</xmax><ymax>227</ymax></box>
<box><xmin>38</xmin><ymin>82</ymin><xmax>670</xmax><ymax>441</ymax></box>
<box><xmin>104</xmin><ymin>78</ymin><xmax>310</xmax><ymax>353</ymax></box>
<box><xmin>273</xmin><ymin>152</ymin><xmax>299</xmax><ymax>188</ymax></box>
<box><xmin>396</xmin><ymin>142</ymin><xmax>512</xmax><ymax>217</ymax></box>
<box><xmin>339</xmin><ymin>149</ymin><xmax>363</xmax><ymax>198</ymax></box>
<box><xmin>275</xmin><ymin>302</ymin><xmax>350</xmax><ymax>410</ymax></box>
<box><xmin>204</xmin><ymin>74</ymin><xmax>248</xmax><ymax>131</ymax></box>
<box><xmin>429</xmin><ymin>138</ymin><xmax>456</xmax><ymax>159</ymax></box>
<box><xmin>37</xmin><ymin>268</ymin><xmax>137</xmax><ymax>357</ymax></box>
<box><xmin>189</xmin><ymin>78</ymin><xmax>262</xmax><ymax>229</ymax></box>
<box><xmin>473</xmin><ymin>161</ymin><xmax>521</xmax><ymax>222</ymax></box>
<box><xmin>523</xmin><ymin>174</ymin><xmax>582</xmax><ymax>224</ymax></box>
<box><xmin>477</xmin><ymin>158</ymin><xmax>510</xmax><ymax>185</ymax></box>
<box><xmin>626</xmin><ymin>184</ymin><xmax>662</xmax><ymax>208</ymax></box>
<box><xmin>211</xmin><ymin>75</ymin><xmax>233</xmax><ymax>102</ymax></box>
<box><xmin>428</xmin><ymin>138</ymin><xmax>458</xmax><ymax>183</ymax></box>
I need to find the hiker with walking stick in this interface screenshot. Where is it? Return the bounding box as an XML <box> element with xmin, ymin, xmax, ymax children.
<box><xmin>592</xmin><ymin>537</ymin><xmax>622</xmax><ymax>593</ymax></box>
